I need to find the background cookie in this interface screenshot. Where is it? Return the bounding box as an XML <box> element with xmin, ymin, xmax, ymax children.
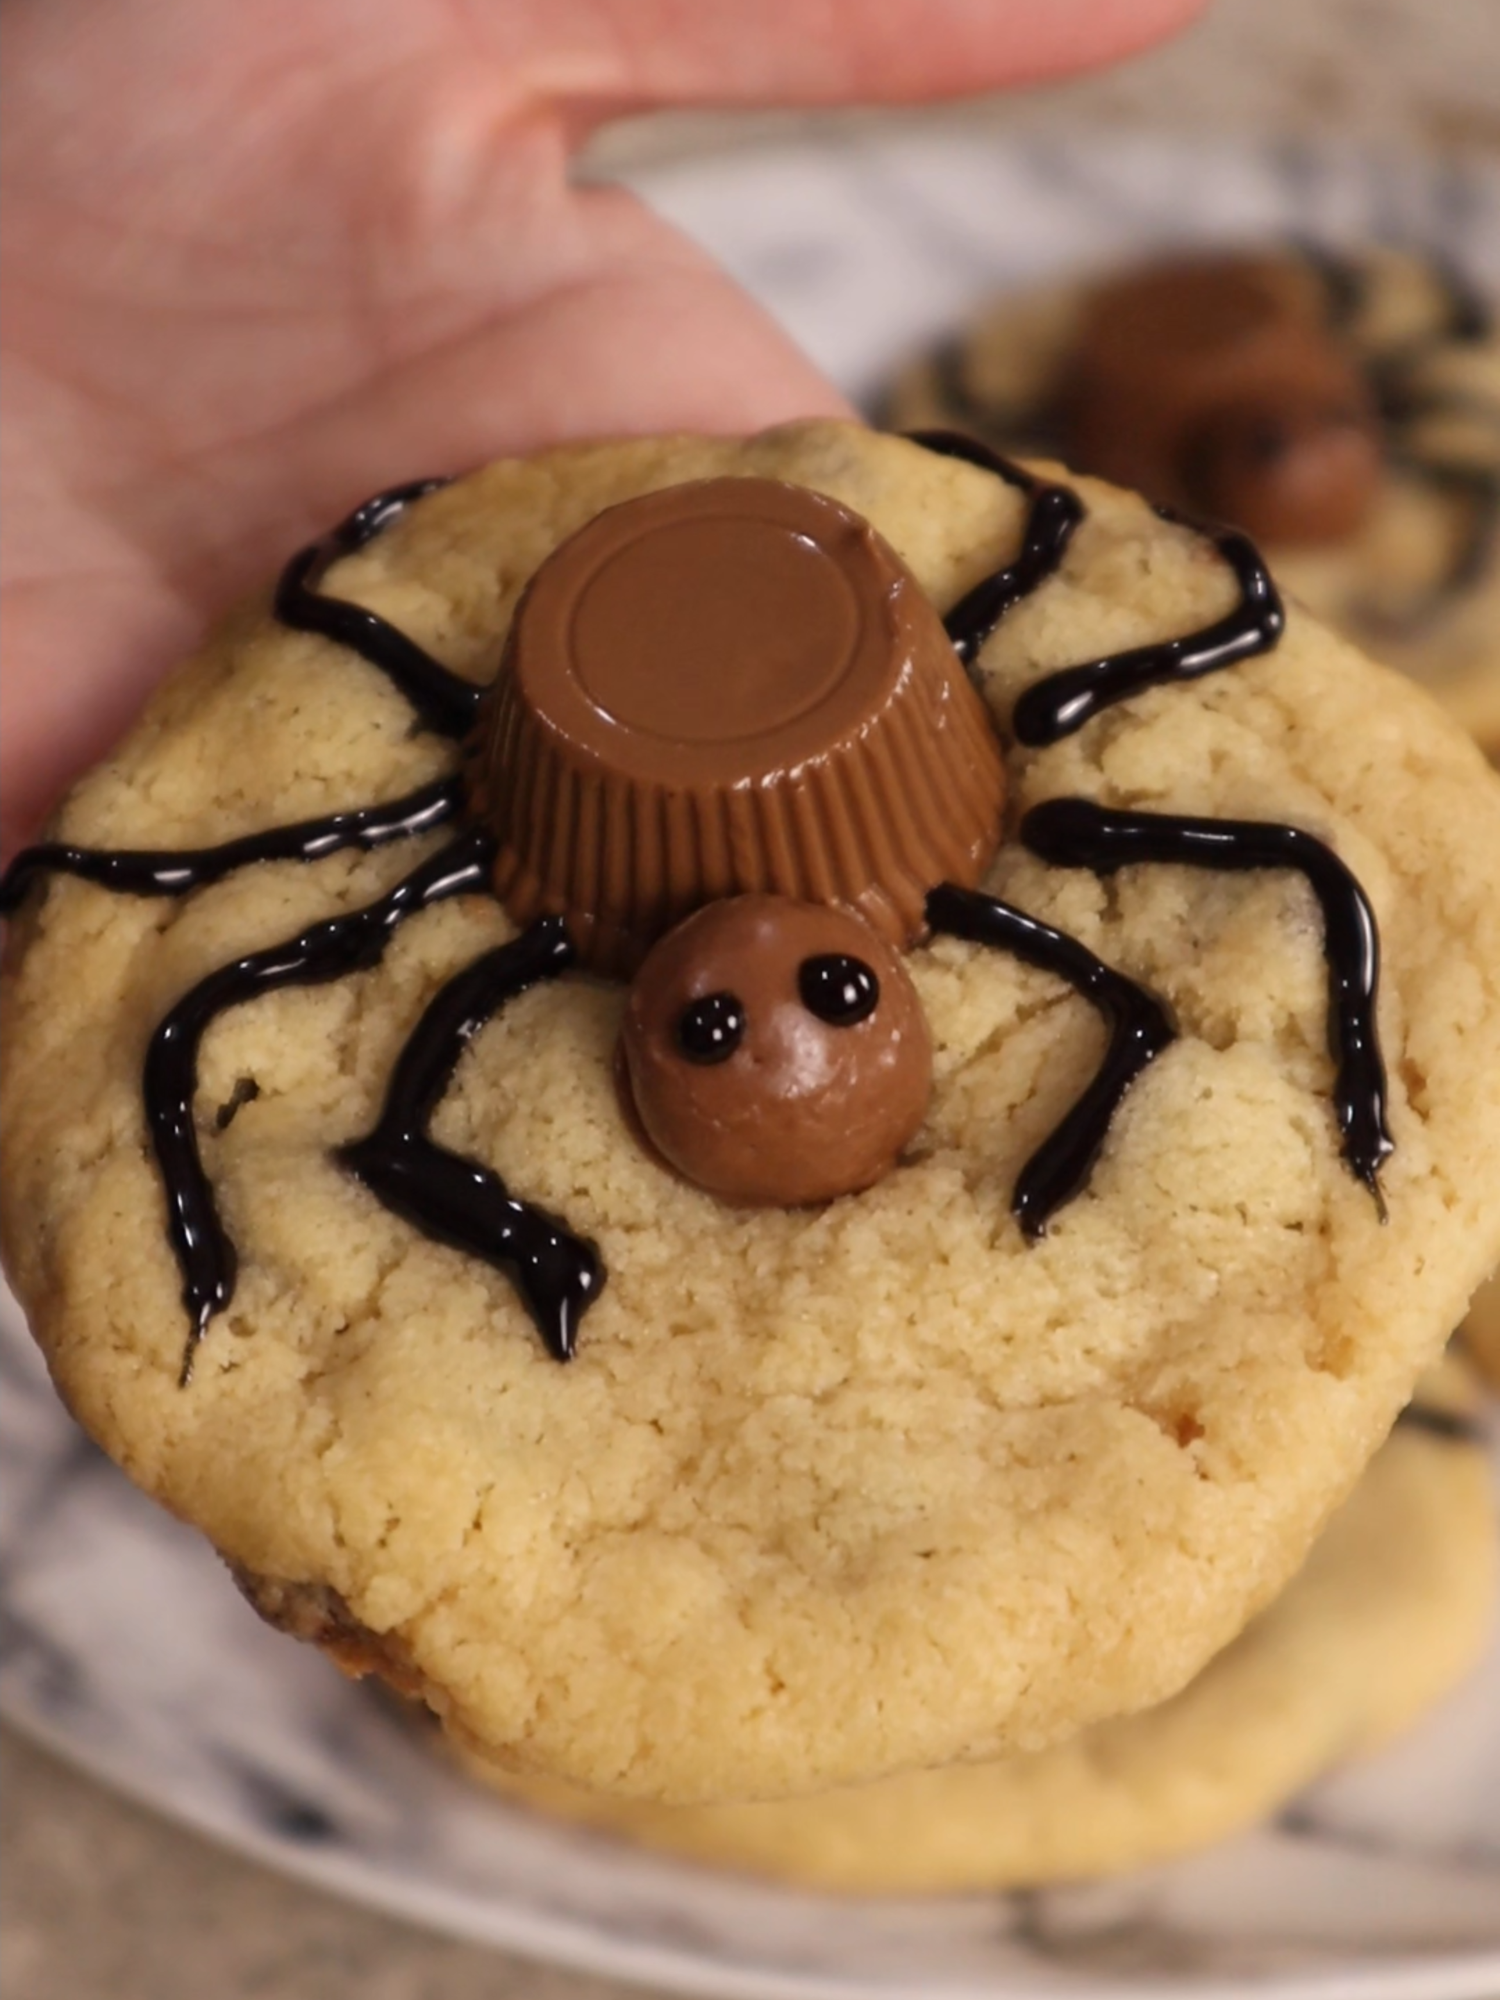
<box><xmin>1464</xmin><ymin>1270</ymin><xmax>1500</xmax><ymax>1389</ymax></box>
<box><xmin>881</xmin><ymin>245</ymin><xmax>1500</xmax><ymax>757</ymax></box>
<box><xmin>467</xmin><ymin>1366</ymin><xmax>1498</xmax><ymax>1891</ymax></box>
<box><xmin>5</xmin><ymin>421</ymin><xmax>1500</xmax><ymax>1805</ymax></box>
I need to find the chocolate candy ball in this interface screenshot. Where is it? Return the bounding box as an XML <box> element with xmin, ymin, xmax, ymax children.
<box><xmin>619</xmin><ymin>896</ymin><xmax>932</xmax><ymax>1206</ymax></box>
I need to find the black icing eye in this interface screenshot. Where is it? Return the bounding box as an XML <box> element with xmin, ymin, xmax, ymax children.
<box><xmin>798</xmin><ymin>954</ymin><xmax>879</xmax><ymax>1027</ymax></box>
<box><xmin>676</xmin><ymin>992</ymin><xmax>746</xmax><ymax>1063</ymax></box>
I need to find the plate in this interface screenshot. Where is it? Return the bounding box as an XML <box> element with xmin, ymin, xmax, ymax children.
<box><xmin>4</xmin><ymin>132</ymin><xmax>1500</xmax><ymax>1999</ymax></box>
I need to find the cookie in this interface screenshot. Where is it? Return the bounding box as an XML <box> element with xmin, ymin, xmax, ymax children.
<box><xmin>881</xmin><ymin>246</ymin><xmax>1500</xmax><ymax>756</ymax></box>
<box><xmin>4</xmin><ymin>420</ymin><xmax>1500</xmax><ymax>1807</ymax></box>
<box><xmin>468</xmin><ymin>1364</ymin><xmax>1498</xmax><ymax>1891</ymax></box>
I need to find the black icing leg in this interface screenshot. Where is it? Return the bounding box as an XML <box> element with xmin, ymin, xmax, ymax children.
<box><xmin>1394</xmin><ymin>1400</ymin><xmax>1487</xmax><ymax>1446</ymax></box>
<box><xmin>1380</xmin><ymin>455</ymin><xmax>1500</xmax><ymax>620</ymax></box>
<box><xmin>925</xmin><ymin>882</ymin><xmax>1176</xmax><ymax>1238</ymax></box>
<box><xmin>145</xmin><ymin>833</ymin><xmax>493</xmax><ymax>1383</ymax></box>
<box><xmin>339</xmin><ymin>917</ymin><xmax>604</xmax><ymax>1363</ymax></box>
<box><xmin>904</xmin><ymin>430</ymin><xmax>1084</xmax><ymax>665</ymax></box>
<box><xmin>1010</xmin><ymin>517</ymin><xmax>1284</xmax><ymax>746</ymax></box>
<box><xmin>0</xmin><ymin>775</ymin><xmax>461</xmax><ymax>913</ymax></box>
<box><xmin>1022</xmin><ymin>798</ymin><xmax>1393</xmax><ymax>1208</ymax></box>
<box><xmin>273</xmin><ymin>479</ymin><xmax>484</xmax><ymax>739</ymax></box>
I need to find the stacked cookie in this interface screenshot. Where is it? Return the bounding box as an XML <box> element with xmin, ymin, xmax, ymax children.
<box><xmin>882</xmin><ymin>245</ymin><xmax>1500</xmax><ymax>761</ymax></box>
<box><xmin>3</xmin><ymin>420</ymin><xmax>1499</xmax><ymax>1889</ymax></box>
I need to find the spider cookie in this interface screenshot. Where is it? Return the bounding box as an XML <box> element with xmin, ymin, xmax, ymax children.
<box><xmin>882</xmin><ymin>245</ymin><xmax>1500</xmax><ymax>756</ymax></box>
<box><xmin>469</xmin><ymin>1363</ymin><xmax>1499</xmax><ymax>1890</ymax></box>
<box><xmin>5</xmin><ymin>420</ymin><xmax>1500</xmax><ymax>1806</ymax></box>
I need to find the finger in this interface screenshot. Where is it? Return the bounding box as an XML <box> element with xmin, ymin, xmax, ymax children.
<box><xmin>485</xmin><ymin>0</ymin><xmax>1207</xmax><ymax>131</ymax></box>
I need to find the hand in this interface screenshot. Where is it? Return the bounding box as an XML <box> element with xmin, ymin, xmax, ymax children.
<box><xmin>1</xmin><ymin>0</ymin><xmax>1200</xmax><ymax>851</ymax></box>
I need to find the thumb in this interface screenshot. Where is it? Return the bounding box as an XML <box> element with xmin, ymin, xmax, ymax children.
<box><xmin>503</xmin><ymin>0</ymin><xmax>1207</xmax><ymax>134</ymax></box>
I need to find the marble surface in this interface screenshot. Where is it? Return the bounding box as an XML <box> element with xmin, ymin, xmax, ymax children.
<box><xmin>0</xmin><ymin>1729</ymin><xmax>670</xmax><ymax>2000</ymax></box>
<box><xmin>7</xmin><ymin>6</ymin><xmax>1500</xmax><ymax>1994</ymax></box>
<box><xmin>615</xmin><ymin>129</ymin><xmax>1499</xmax><ymax>421</ymax></box>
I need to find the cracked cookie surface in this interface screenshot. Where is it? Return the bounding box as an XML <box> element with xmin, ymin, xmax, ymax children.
<box><xmin>468</xmin><ymin>1364</ymin><xmax>1499</xmax><ymax>1888</ymax></box>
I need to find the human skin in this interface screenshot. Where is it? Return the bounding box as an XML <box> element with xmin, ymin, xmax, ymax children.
<box><xmin>0</xmin><ymin>0</ymin><xmax>1202</xmax><ymax>855</ymax></box>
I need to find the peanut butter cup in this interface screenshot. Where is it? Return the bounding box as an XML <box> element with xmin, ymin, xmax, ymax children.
<box><xmin>1061</xmin><ymin>256</ymin><xmax>1383</xmax><ymax>545</ymax></box>
<box><xmin>470</xmin><ymin>477</ymin><xmax>1005</xmax><ymax>972</ymax></box>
